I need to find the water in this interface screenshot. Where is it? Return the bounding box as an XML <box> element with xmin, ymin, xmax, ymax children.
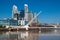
<box><xmin>0</xmin><ymin>29</ymin><xmax>60</xmax><ymax>40</ymax></box>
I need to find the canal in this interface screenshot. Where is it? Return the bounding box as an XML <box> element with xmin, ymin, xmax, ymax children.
<box><xmin>0</xmin><ymin>29</ymin><xmax>60</xmax><ymax>40</ymax></box>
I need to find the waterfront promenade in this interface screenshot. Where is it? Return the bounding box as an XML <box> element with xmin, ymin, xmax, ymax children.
<box><xmin>0</xmin><ymin>25</ymin><xmax>60</xmax><ymax>31</ymax></box>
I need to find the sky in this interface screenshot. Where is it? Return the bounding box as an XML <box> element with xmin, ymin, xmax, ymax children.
<box><xmin>0</xmin><ymin>0</ymin><xmax>60</xmax><ymax>23</ymax></box>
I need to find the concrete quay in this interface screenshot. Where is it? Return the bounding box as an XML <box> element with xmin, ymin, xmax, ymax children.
<box><xmin>0</xmin><ymin>26</ymin><xmax>60</xmax><ymax>32</ymax></box>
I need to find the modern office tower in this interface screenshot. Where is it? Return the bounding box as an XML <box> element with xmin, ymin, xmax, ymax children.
<box><xmin>19</xmin><ymin>10</ymin><xmax>24</xmax><ymax>19</ymax></box>
<box><xmin>24</xmin><ymin>4</ymin><xmax>28</xmax><ymax>21</ymax></box>
<box><xmin>33</xmin><ymin>13</ymin><xmax>38</xmax><ymax>23</ymax></box>
<box><xmin>12</xmin><ymin>5</ymin><xmax>18</xmax><ymax>20</ymax></box>
<box><xmin>17</xmin><ymin>11</ymin><xmax>20</xmax><ymax>20</ymax></box>
<box><xmin>28</xmin><ymin>11</ymin><xmax>33</xmax><ymax>22</ymax></box>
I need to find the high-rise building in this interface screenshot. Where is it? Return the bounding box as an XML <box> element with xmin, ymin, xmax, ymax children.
<box><xmin>20</xmin><ymin>10</ymin><xmax>25</xmax><ymax>19</ymax></box>
<box><xmin>24</xmin><ymin>4</ymin><xmax>28</xmax><ymax>21</ymax></box>
<box><xmin>33</xmin><ymin>13</ymin><xmax>38</xmax><ymax>23</ymax></box>
<box><xmin>12</xmin><ymin>5</ymin><xmax>18</xmax><ymax>20</ymax></box>
<box><xmin>28</xmin><ymin>11</ymin><xmax>33</xmax><ymax>22</ymax></box>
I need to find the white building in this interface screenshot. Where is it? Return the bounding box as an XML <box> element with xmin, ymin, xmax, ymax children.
<box><xmin>24</xmin><ymin>4</ymin><xmax>29</xmax><ymax>21</ymax></box>
<box><xmin>12</xmin><ymin>5</ymin><xmax>18</xmax><ymax>20</ymax></box>
<box><xmin>20</xmin><ymin>18</ymin><xmax>25</xmax><ymax>25</ymax></box>
<box><xmin>28</xmin><ymin>11</ymin><xmax>33</xmax><ymax>22</ymax></box>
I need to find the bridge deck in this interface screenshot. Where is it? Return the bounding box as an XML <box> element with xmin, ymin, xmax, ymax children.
<box><xmin>9</xmin><ymin>27</ymin><xmax>60</xmax><ymax>29</ymax></box>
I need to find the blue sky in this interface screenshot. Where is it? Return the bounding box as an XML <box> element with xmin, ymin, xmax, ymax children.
<box><xmin>0</xmin><ymin>0</ymin><xmax>60</xmax><ymax>23</ymax></box>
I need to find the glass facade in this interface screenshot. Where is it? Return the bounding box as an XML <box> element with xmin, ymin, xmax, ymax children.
<box><xmin>0</xmin><ymin>19</ymin><xmax>28</xmax><ymax>26</ymax></box>
<box><xmin>0</xmin><ymin>19</ymin><xmax>18</xmax><ymax>26</ymax></box>
<box><xmin>10</xmin><ymin>19</ymin><xmax>18</xmax><ymax>26</ymax></box>
<box><xmin>20</xmin><ymin>10</ymin><xmax>25</xmax><ymax>18</ymax></box>
<box><xmin>0</xmin><ymin>19</ymin><xmax>10</xmax><ymax>26</ymax></box>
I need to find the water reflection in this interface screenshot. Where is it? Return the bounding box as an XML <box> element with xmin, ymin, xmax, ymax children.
<box><xmin>0</xmin><ymin>31</ymin><xmax>39</xmax><ymax>40</ymax></box>
<box><xmin>0</xmin><ymin>29</ymin><xmax>60</xmax><ymax>40</ymax></box>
